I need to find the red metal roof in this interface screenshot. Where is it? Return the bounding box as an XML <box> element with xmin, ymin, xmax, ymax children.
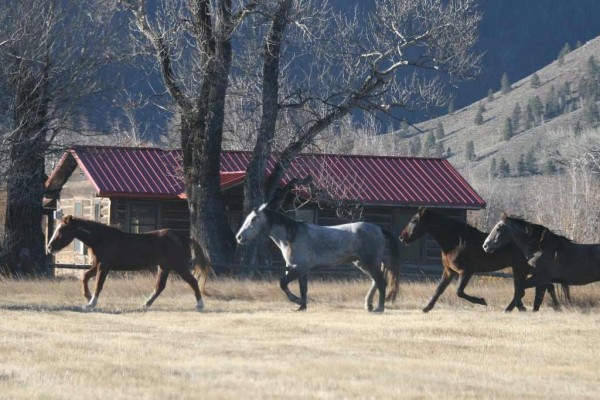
<box><xmin>46</xmin><ymin>146</ymin><xmax>486</xmax><ymax>208</ymax></box>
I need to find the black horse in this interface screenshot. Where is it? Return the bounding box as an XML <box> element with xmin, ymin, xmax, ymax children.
<box><xmin>400</xmin><ymin>208</ymin><xmax>559</xmax><ymax>312</ymax></box>
<box><xmin>484</xmin><ymin>214</ymin><xmax>599</xmax><ymax>310</ymax></box>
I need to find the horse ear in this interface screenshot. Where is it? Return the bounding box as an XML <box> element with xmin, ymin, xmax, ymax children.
<box><xmin>62</xmin><ymin>215</ymin><xmax>73</xmax><ymax>224</ymax></box>
<box><xmin>418</xmin><ymin>207</ymin><xmax>427</xmax><ymax>216</ymax></box>
<box><xmin>500</xmin><ymin>212</ymin><xmax>508</xmax><ymax>221</ymax></box>
<box><xmin>258</xmin><ymin>203</ymin><xmax>269</xmax><ymax>212</ymax></box>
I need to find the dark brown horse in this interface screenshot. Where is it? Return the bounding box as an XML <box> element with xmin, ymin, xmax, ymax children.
<box><xmin>484</xmin><ymin>214</ymin><xmax>600</xmax><ymax>310</ymax></box>
<box><xmin>399</xmin><ymin>208</ymin><xmax>558</xmax><ymax>312</ymax></box>
<box><xmin>47</xmin><ymin>215</ymin><xmax>210</xmax><ymax>310</ymax></box>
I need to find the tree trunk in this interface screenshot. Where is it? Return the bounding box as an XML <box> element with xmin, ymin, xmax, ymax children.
<box><xmin>0</xmin><ymin>141</ymin><xmax>48</xmax><ymax>276</ymax></box>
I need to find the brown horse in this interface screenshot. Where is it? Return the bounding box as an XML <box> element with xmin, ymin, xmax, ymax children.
<box><xmin>484</xmin><ymin>214</ymin><xmax>600</xmax><ymax>310</ymax></box>
<box><xmin>47</xmin><ymin>215</ymin><xmax>210</xmax><ymax>310</ymax></box>
<box><xmin>399</xmin><ymin>207</ymin><xmax>559</xmax><ymax>312</ymax></box>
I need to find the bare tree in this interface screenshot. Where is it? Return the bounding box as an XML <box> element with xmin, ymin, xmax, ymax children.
<box><xmin>0</xmin><ymin>1</ymin><xmax>115</xmax><ymax>275</ymax></box>
<box><xmin>118</xmin><ymin>0</ymin><xmax>481</xmax><ymax>266</ymax></box>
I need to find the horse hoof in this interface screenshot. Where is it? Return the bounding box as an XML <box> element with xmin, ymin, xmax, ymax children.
<box><xmin>517</xmin><ymin>305</ymin><xmax>527</xmax><ymax>312</ymax></box>
<box><xmin>422</xmin><ymin>306</ymin><xmax>433</xmax><ymax>313</ymax></box>
<box><xmin>372</xmin><ymin>307</ymin><xmax>384</xmax><ymax>313</ymax></box>
<box><xmin>366</xmin><ymin>304</ymin><xmax>374</xmax><ymax>312</ymax></box>
<box><xmin>296</xmin><ymin>305</ymin><xmax>307</xmax><ymax>312</ymax></box>
<box><xmin>195</xmin><ymin>299</ymin><xmax>205</xmax><ymax>311</ymax></box>
<box><xmin>479</xmin><ymin>298</ymin><xmax>488</xmax><ymax>306</ymax></box>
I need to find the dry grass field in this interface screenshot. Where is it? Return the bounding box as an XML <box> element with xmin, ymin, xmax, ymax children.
<box><xmin>1</xmin><ymin>274</ymin><xmax>600</xmax><ymax>399</ymax></box>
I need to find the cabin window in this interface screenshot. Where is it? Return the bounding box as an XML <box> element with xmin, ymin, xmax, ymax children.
<box><xmin>73</xmin><ymin>201</ymin><xmax>84</xmax><ymax>254</ymax></box>
<box><xmin>128</xmin><ymin>202</ymin><xmax>158</xmax><ymax>233</ymax></box>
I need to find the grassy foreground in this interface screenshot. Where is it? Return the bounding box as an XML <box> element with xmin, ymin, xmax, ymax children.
<box><xmin>1</xmin><ymin>274</ymin><xmax>599</xmax><ymax>400</ymax></box>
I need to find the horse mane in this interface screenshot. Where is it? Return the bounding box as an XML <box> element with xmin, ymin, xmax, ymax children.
<box><xmin>262</xmin><ymin>208</ymin><xmax>303</xmax><ymax>242</ymax></box>
<box><xmin>422</xmin><ymin>207</ymin><xmax>484</xmax><ymax>237</ymax></box>
<box><xmin>505</xmin><ymin>215</ymin><xmax>572</xmax><ymax>244</ymax></box>
<box><xmin>66</xmin><ymin>216</ymin><xmax>123</xmax><ymax>235</ymax></box>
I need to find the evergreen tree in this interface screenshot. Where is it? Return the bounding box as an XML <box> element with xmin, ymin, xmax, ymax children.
<box><xmin>490</xmin><ymin>158</ymin><xmax>498</xmax><ymax>178</ymax></box>
<box><xmin>446</xmin><ymin>147</ymin><xmax>452</xmax><ymax>158</ymax></box>
<box><xmin>434</xmin><ymin>121</ymin><xmax>445</xmax><ymax>139</ymax></box>
<box><xmin>447</xmin><ymin>98</ymin><xmax>455</xmax><ymax>115</ymax></box>
<box><xmin>409</xmin><ymin>136</ymin><xmax>422</xmax><ymax>156</ymax></box>
<box><xmin>525</xmin><ymin>149</ymin><xmax>537</xmax><ymax>174</ymax></box>
<box><xmin>487</xmin><ymin>88</ymin><xmax>494</xmax><ymax>102</ymax></box>
<box><xmin>498</xmin><ymin>157</ymin><xmax>510</xmax><ymax>177</ymax></box>
<box><xmin>474</xmin><ymin>108</ymin><xmax>484</xmax><ymax>125</ymax></box>
<box><xmin>399</xmin><ymin>120</ymin><xmax>410</xmax><ymax>137</ymax></box>
<box><xmin>423</xmin><ymin>132</ymin><xmax>436</xmax><ymax>155</ymax></box>
<box><xmin>522</xmin><ymin>104</ymin><xmax>533</xmax><ymax>131</ymax></box>
<box><xmin>529</xmin><ymin>96</ymin><xmax>544</xmax><ymax>125</ymax></box>
<box><xmin>544</xmin><ymin>85</ymin><xmax>559</xmax><ymax>118</ymax></box>
<box><xmin>576</xmin><ymin>40</ymin><xmax>583</xmax><ymax>49</ymax></box>
<box><xmin>573</xmin><ymin>120</ymin><xmax>583</xmax><ymax>136</ymax></box>
<box><xmin>435</xmin><ymin>142</ymin><xmax>444</xmax><ymax>158</ymax></box>
<box><xmin>517</xmin><ymin>154</ymin><xmax>526</xmax><ymax>176</ymax></box>
<box><xmin>557</xmin><ymin>42</ymin><xmax>571</xmax><ymax>65</ymax></box>
<box><xmin>530</xmin><ymin>73</ymin><xmax>541</xmax><ymax>88</ymax></box>
<box><xmin>502</xmin><ymin>118</ymin><xmax>514</xmax><ymax>141</ymax></box>
<box><xmin>511</xmin><ymin>103</ymin><xmax>522</xmax><ymax>132</ymax></box>
<box><xmin>583</xmin><ymin>95</ymin><xmax>599</xmax><ymax>126</ymax></box>
<box><xmin>501</xmin><ymin>73</ymin><xmax>511</xmax><ymax>94</ymax></box>
<box><xmin>465</xmin><ymin>140</ymin><xmax>476</xmax><ymax>162</ymax></box>
<box><xmin>543</xmin><ymin>159</ymin><xmax>557</xmax><ymax>175</ymax></box>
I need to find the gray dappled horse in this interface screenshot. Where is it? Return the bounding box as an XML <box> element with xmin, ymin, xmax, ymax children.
<box><xmin>483</xmin><ymin>214</ymin><xmax>588</xmax><ymax>311</ymax></box>
<box><xmin>235</xmin><ymin>204</ymin><xmax>402</xmax><ymax>312</ymax></box>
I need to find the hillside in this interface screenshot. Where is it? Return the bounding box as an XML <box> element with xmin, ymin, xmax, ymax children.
<box><xmin>376</xmin><ymin>35</ymin><xmax>600</xmax><ymax>181</ymax></box>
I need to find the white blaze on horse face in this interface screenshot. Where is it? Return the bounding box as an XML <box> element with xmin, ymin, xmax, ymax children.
<box><xmin>236</xmin><ymin>210</ymin><xmax>255</xmax><ymax>243</ymax></box>
<box><xmin>47</xmin><ymin>222</ymin><xmax>63</xmax><ymax>253</ymax></box>
<box><xmin>483</xmin><ymin>221</ymin><xmax>505</xmax><ymax>253</ymax></box>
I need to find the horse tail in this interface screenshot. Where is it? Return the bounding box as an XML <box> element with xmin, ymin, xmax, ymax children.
<box><xmin>381</xmin><ymin>229</ymin><xmax>402</xmax><ymax>302</ymax></box>
<box><xmin>190</xmin><ymin>238</ymin><xmax>212</xmax><ymax>296</ymax></box>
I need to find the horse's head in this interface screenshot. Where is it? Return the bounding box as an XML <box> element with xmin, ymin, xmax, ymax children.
<box><xmin>482</xmin><ymin>213</ymin><xmax>514</xmax><ymax>253</ymax></box>
<box><xmin>47</xmin><ymin>215</ymin><xmax>78</xmax><ymax>254</ymax></box>
<box><xmin>399</xmin><ymin>207</ymin><xmax>429</xmax><ymax>244</ymax></box>
<box><xmin>236</xmin><ymin>203</ymin><xmax>270</xmax><ymax>244</ymax></box>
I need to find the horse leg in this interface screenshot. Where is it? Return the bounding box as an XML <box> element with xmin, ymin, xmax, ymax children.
<box><xmin>297</xmin><ymin>274</ymin><xmax>308</xmax><ymax>312</ymax></box>
<box><xmin>364</xmin><ymin>267</ymin><xmax>387</xmax><ymax>313</ymax></box>
<box><xmin>546</xmin><ymin>283</ymin><xmax>561</xmax><ymax>310</ymax></box>
<box><xmin>144</xmin><ymin>267</ymin><xmax>170</xmax><ymax>308</ymax></box>
<box><xmin>280</xmin><ymin>265</ymin><xmax>306</xmax><ymax>309</ymax></box>
<box><xmin>175</xmin><ymin>264</ymin><xmax>204</xmax><ymax>311</ymax></box>
<box><xmin>423</xmin><ymin>268</ymin><xmax>456</xmax><ymax>313</ymax></box>
<box><xmin>507</xmin><ymin>265</ymin><xmax>528</xmax><ymax>312</ymax></box>
<box><xmin>456</xmin><ymin>271</ymin><xmax>487</xmax><ymax>306</ymax></box>
<box><xmin>561</xmin><ymin>284</ymin><xmax>572</xmax><ymax>306</ymax></box>
<box><xmin>86</xmin><ymin>264</ymin><xmax>109</xmax><ymax>309</ymax></box>
<box><xmin>81</xmin><ymin>264</ymin><xmax>97</xmax><ymax>301</ymax></box>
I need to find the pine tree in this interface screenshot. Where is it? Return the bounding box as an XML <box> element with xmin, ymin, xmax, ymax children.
<box><xmin>487</xmin><ymin>89</ymin><xmax>494</xmax><ymax>102</ymax></box>
<box><xmin>525</xmin><ymin>149</ymin><xmax>537</xmax><ymax>174</ymax></box>
<box><xmin>502</xmin><ymin>118</ymin><xmax>513</xmax><ymax>141</ymax></box>
<box><xmin>522</xmin><ymin>104</ymin><xmax>533</xmax><ymax>131</ymax></box>
<box><xmin>576</xmin><ymin>40</ymin><xmax>583</xmax><ymax>49</ymax></box>
<box><xmin>399</xmin><ymin>120</ymin><xmax>409</xmax><ymax>137</ymax></box>
<box><xmin>557</xmin><ymin>42</ymin><xmax>571</xmax><ymax>66</ymax></box>
<box><xmin>423</xmin><ymin>132</ymin><xmax>436</xmax><ymax>155</ymax></box>
<box><xmin>511</xmin><ymin>103</ymin><xmax>522</xmax><ymax>132</ymax></box>
<box><xmin>490</xmin><ymin>158</ymin><xmax>498</xmax><ymax>178</ymax></box>
<box><xmin>530</xmin><ymin>73</ymin><xmax>541</xmax><ymax>89</ymax></box>
<box><xmin>501</xmin><ymin>73</ymin><xmax>511</xmax><ymax>94</ymax></box>
<box><xmin>409</xmin><ymin>136</ymin><xmax>422</xmax><ymax>156</ymax></box>
<box><xmin>447</xmin><ymin>98</ymin><xmax>455</xmax><ymax>115</ymax></box>
<box><xmin>474</xmin><ymin>108</ymin><xmax>483</xmax><ymax>125</ymax></box>
<box><xmin>573</xmin><ymin>120</ymin><xmax>583</xmax><ymax>136</ymax></box>
<box><xmin>498</xmin><ymin>157</ymin><xmax>510</xmax><ymax>177</ymax></box>
<box><xmin>446</xmin><ymin>147</ymin><xmax>452</xmax><ymax>158</ymax></box>
<box><xmin>435</xmin><ymin>142</ymin><xmax>444</xmax><ymax>158</ymax></box>
<box><xmin>465</xmin><ymin>140</ymin><xmax>476</xmax><ymax>162</ymax></box>
<box><xmin>517</xmin><ymin>154</ymin><xmax>526</xmax><ymax>176</ymax></box>
<box><xmin>544</xmin><ymin>85</ymin><xmax>559</xmax><ymax>118</ymax></box>
<box><xmin>543</xmin><ymin>159</ymin><xmax>557</xmax><ymax>175</ymax></box>
<box><xmin>434</xmin><ymin>122</ymin><xmax>444</xmax><ymax>139</ymax></box>
<box><xmin>529</xmin><ymin>96</ymin><xmax>544</xmax><ymax>125</ymax></box>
